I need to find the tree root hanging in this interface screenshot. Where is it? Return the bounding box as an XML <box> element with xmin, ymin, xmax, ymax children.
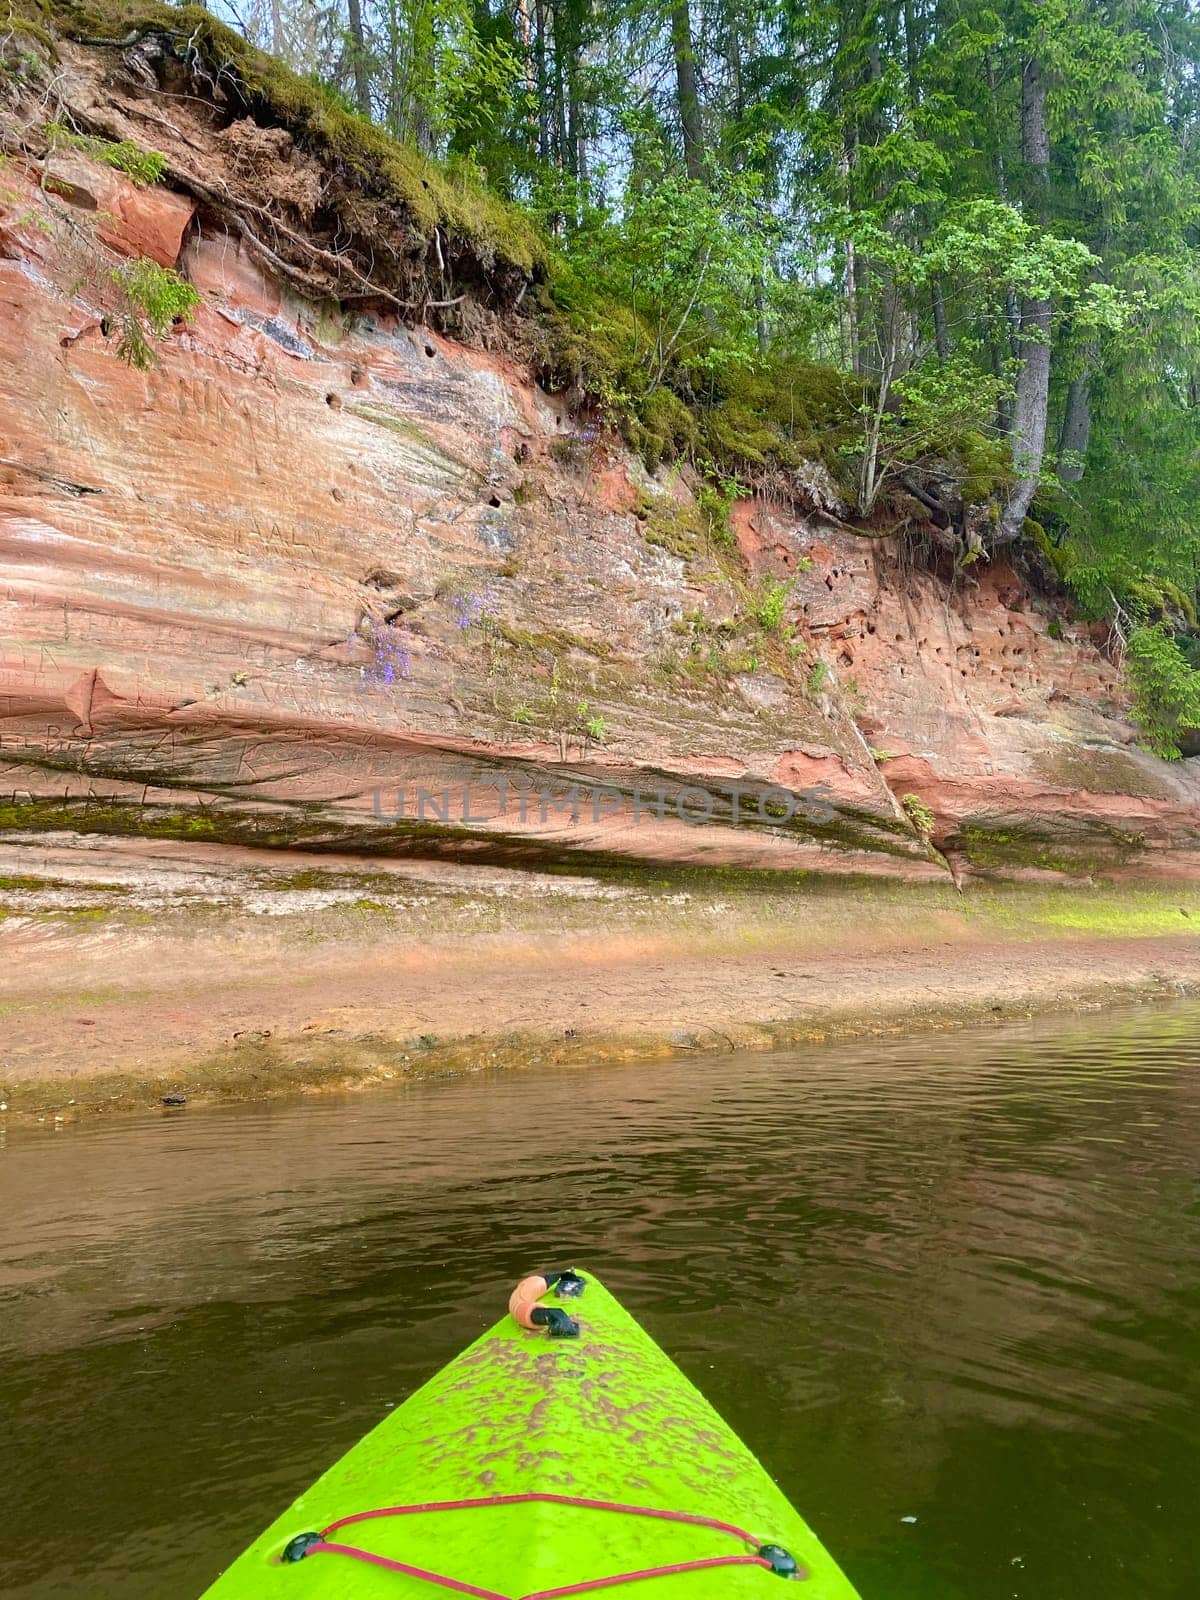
<box><xmin>69</xmin><ymin>28</ymin><xmax>148</xmax><ymax>47</ymax></box>
<box><xmin>56</xmin><ymin>26</ymin><xmax>517</xmax><ymax>322</ymax></box>
<box><xmin>160</xmin><ymin>160</ymin><xmax>461</xmax><ymax>316</ymax></box>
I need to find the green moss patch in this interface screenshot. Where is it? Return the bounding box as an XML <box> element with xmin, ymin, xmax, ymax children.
<box><xmin>534</xmin><ymin>269</ymin><xmax>866</xmax><ymax>492</ymax></box>
<box><xmin>951</xmin><ymin>817</ymin><xmax>1150</xmax><ymax>879</ymax></box>
<box><xmin>637</xmin><ymin>492</ymin><xmax>704</xmax><ymax>560</ymax></box>
<box><xmin>45</xmin><ymin>118</ymin><xmax>165</xmax><ymax>182</ymax></box>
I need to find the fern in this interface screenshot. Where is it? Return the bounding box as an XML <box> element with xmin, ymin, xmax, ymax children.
<box><xmin>901</xmin><ymin>793</ymin><xmax>936</xmax><ymax>838</ymax></box>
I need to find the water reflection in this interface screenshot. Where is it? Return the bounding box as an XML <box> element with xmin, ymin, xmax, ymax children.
<box><xmin>2</xmin><ymin>1003</ymin><xmax>1199</xmax><ymax>1598</ymax></box>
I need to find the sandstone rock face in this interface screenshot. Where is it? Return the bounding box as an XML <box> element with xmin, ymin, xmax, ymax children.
<box><xmin>43</xmin><ymin>151</ymin><xmax>196</xmax><ymax>267</ymax></box>
<box><xmin>2</xmin><ymin>124</ymin><xmax>1198</xmax><ymax>883</ymax></box>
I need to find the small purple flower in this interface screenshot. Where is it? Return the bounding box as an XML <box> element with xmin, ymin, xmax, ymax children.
<box><xmin>364</xmin><ymin>619</ymin><xmax>411</xmax><ymax>684</ymax></box>
<box><xmin>452</xmin><ymin>584</ymin><xmax>499</xmax><ymax>631</ymax></box>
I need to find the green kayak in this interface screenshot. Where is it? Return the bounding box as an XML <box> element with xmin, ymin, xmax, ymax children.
<box><xmin>198</xmin><ymin>1270</ymin><xmax>862</xmax><ymax>1599</ymax></box>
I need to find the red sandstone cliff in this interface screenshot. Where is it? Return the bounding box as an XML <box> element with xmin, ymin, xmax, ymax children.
<box><xmin>3</xmin><ymin>22</ymin><xmax>1199</xmax><ymax>886</ymax></box>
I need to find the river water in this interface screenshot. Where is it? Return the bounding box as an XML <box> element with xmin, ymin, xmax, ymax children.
<box><xmin>2</xmin><ymin>1003</ymin><xmax>1199</xmax><ymax>1599</ymax></box>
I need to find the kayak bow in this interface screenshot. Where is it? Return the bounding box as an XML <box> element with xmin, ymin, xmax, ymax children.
<box><xmin>198</xmin><ymin>1270</ymin><xmax>862</xmax><ymax>1599</ymax></box>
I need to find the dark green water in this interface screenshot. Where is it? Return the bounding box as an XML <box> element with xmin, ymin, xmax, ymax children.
<box><xmin>3</xmin><ymin>1003</ymin><xmax>1200</xmax><ymax>1600</ymax></box>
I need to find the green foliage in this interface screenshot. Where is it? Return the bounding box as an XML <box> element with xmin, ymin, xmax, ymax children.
<box><xmin>1065</xmin><ymin>548</ymin><xmax>1200</xmax><ymax>635</ymax></box>
<box><xmin>1125</xmin><ymin>624</ymin><xmax>1200</xmax><ymax>760</ymax></box>
<box><xmin>370</xmin><ymin>0</ymin><xmax>524</xmax><ymax>153</ymax></box>
<box><xmin>851</xmin><ymin>355</ymin><xmax>1016</xmax><ymax>512</ymax></box>
<box><xmin>694</xmin><ymin>479</ymin><xmax>739</xmax><ymax>547</ymax></box>
<box><xmin>110</xmin><ymin>258</ymin><xmax>199</xmax><ymax>368</ymax></box>
<box><xmin>846</xmin><ymin>199</ymin><xmax>1112</xmax><ymax>314</ymax></box>
<box><xmin>838</xmin><ymin>201</ymin><xmax>1119</xmax><ymax>512</ymax></box>
<box><xmin>752</xmin><ymin>576</ymin><xmax>793</xmax><ymax>632</ymax></box>
<box><xmin>901</xmin><ymin>793</ymin><xmax>936</xmax><ymax>839</ymax></box>
<box><xmin>578</xmin><ymin>704</ymin><xmax>607</xmax><ymax>743</ymax></box>
<box><xmin>550</xmin><ymin>148</ymin><xmax>771</xmax><ymax>395</ymax></box>
<box><xmin>45</xmin><ymin>120</ymin><xmax>165</xmax><ymax>184</ymax></box>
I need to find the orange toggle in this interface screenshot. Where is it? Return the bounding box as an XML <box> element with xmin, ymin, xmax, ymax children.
<box><xmin>508</xmin><ymin>1274</ymin><xmax>550</xmax><ymax>1330</ymax></box>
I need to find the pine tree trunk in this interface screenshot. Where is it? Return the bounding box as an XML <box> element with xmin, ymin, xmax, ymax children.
<box><xmin>931</xmin><ymin>278</ymin><xmax>949</xmax><ymax>362</ymax></box>
<box><xmin>1057</xmin><ymin>365</ymin><xmax>1093</xmax><ymax>482</ymax></box>
<box><xmin>346</xmin><ymin>0</ymin><xmax>371</xmax><ymax>117</ymax></box>
<box><xmin>670</xmin><ymin>0</ymin><xmax>705</xmax><ymax>182</ymax></box>
<box><xmin>552</xmin><ymin>1</ymin><xmax>569</xmax><ymax>171</ymax></box>
<box><xmin>573</xmin><ymin>90</ymin><xmax>588</xmax><ymax>186</ymax></box>
<box><xmin>567</xmin><ymin>41</ymin><xmax>583</xmax><ymax>184</ymax></box>
<box><xmin>1000</xmin><ymin>51</ymin><xmax>1052</xmax><ymax>543</ymax></box>
<box><xmin>534</xmin><ymin>0</ymin><xmax>551</xmax><ymax>161</ymax></box>
<box><xmin>515</xmin><ymin>0</ymin><xmax>533</xmax><ymax>80</ymax></box>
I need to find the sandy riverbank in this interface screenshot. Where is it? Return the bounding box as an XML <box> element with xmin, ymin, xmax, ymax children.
<box><xmin>2</xmin><ymin>834</ymin><xmax>1199</xmax><ymax>1123</ymax></box>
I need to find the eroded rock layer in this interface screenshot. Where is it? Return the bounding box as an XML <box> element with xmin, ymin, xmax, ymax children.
<box><xmin>3</xmin><ymin>36</ymin><xmax>1199</xmax><ymax>883</ymax></box>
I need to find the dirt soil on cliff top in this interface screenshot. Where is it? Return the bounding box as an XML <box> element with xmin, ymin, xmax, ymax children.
<box><xmin>2</xmin><ymin>835</ymin><xmax>1199</xmax><ymax>1122</ymax></box>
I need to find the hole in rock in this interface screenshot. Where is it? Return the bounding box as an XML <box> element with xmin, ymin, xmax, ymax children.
<box><xmin>362</xmin><ymin>568</ymin><xmax>405</xmax><ymax>590</ymax></box>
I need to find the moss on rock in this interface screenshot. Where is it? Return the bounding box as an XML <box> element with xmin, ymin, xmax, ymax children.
<box><xmin>951</xmin><ymin>817</ymin><xmax>1152</xmax><ymax>879</ymax></box>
